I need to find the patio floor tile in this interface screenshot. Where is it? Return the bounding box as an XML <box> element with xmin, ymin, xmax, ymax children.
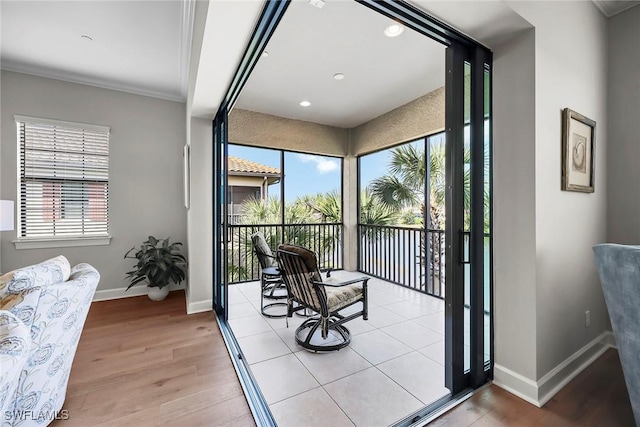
<box><xmin>413</xmin><ymin>312</ymin><xmax>445</xmax><ymax>335</ymax></box>
<box><xmin>419</xmin><ymin>340</ymin><xmax>445</xmax><ymax>366</ymax></box>
<box><xmin>377</xmin><ymin>351</ymin><xmax>449</xmax><ymax>405</ymax></box>
<box><xmin>228</xmin><ymin>301</ymin><xmax>260</xmax><ymax>320</ymax></box>
<box><xmin>228</xmin><ymin>314</ymin><xmax>272</xmax><ymax>338</ymax></box>
<box><xmin>295</xmin><ymin>347</ymin><xmax>372</xmax><ymax>385</ymax></box>
<box><xmin>383</xmin><ymin>300</ymin><xmax>441</xmax><ymax>319</ymax></box>
<box><xmin>270</xmin><ymin>387</ymin><xmax>355</xmax><ymax>427</ymax></box>
<box><xmin>230</xmin><ymin>275</ymin><xmax>453</xmax><ymax>426</ymax></box>
<box><xmin>381</xmin><ymin>320</ymin><xmax>443</xmax><ymax>350</ymax></box>
<box><xmin>236</xmin><ymin>330</ymin><xmax>291</xmax><ymax>364</ymax></box>
<box><xmin>365</xmin><ymin>305</ymin><xmax>407</xmax><ymax>329</ymax></box>
<box><xmin>250</xmin><ymin>354</ymin><xmax>319</xmax><ymax>404</ymax></box>
<box><xmin>324</xmin><ymin>367</ymin><xmax>423</xmax><ymax>427</ymax></box>
<box><xmin>349</xmin><ymin>330</ymin><xmax>412</xmax><ymax>365</ymax></box>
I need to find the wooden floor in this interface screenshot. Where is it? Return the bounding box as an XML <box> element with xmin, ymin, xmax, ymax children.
<box><xmin>57</xmin><ymin>292</ymin><xmax>634</xmax><ymax>427</ymax></box>
<box><xmin>434</xmin><ymin>348</ymin><xmax>635</xmax><ymax>427</ymax></box>
<box><xmin>53</xmin><ymin>291</ymin><xmax>254</xmax><ymax>427</ymax></box>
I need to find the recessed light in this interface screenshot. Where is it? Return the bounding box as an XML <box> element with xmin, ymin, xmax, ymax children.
<box><xmin>262</xmin><ymin>50</ymin><xmax>269</xmax><ymax>57</ymax></box>
<box><xmin>81</xmin><ymin>35</ymin><xmax>93</xmax><ymax>41</ymax></box>
<box><xmin>299</xmin><ymin>100</ymin><xmax>311</xmax><ymax>107</ymax></box>
<box><xmin>333</xmin><ymin>73</ymin><xmax>345</xmax><ymax>80</ymax></box>
<box><xmin>309</xmin><ymin>0</ymin><xmax>325</xmax><ymax>8</ymax></box>
<box><xmin>384</xmin><ymin>24</ymin><xmax>404</xmax><ymax>37</ymax></box>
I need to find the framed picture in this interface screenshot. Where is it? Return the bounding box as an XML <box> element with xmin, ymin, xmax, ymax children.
<box><xmin>562</xmin><ymin>108</ymin><xmax>596</xmax><ymax>193</ymax></box>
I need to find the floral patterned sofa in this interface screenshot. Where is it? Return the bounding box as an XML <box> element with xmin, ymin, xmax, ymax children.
<box><xmin>0</xmin><ymin>256</ymin><xmax>99</xmax><ymax>426</ymax></box>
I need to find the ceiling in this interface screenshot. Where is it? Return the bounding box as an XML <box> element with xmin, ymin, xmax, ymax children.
<box><xmin>592</xmin><ymin>0</ymin><xmax>640</xmax><ymax>17</ymax></box>
<box><xmin>191</xmin><ymin>0</ymin><xmax>535</xmax><ymax>120</ymax></box>
<box><xmin>234</xmin><ymin>0</ymin><xmax>446</xmax><ymax>129</ymax></box>
<box><xmin>2</xmin><ymin>0</ymin><xmax>633</xmax><ymax>115</ymax></box>
<box><xmin>0</xmin><ymin>0</ymin><xmax>194</xmax><ymax>101</ymax></box>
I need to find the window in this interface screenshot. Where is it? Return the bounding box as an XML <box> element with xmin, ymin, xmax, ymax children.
<box><xmin>15</xmin><ymin>116</ymin><xmax>110</xmax><ymax>247</ymax></box>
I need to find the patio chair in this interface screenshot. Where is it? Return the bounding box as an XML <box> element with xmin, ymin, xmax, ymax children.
<box><xmin>251</xmin><ymin>232</ymin><xmax>287</xmax><ymax>318</ymax></box>
<box><xmin>277</xmin><ymin>244</ymin><xmax>369</xmax><ymax>352</ymax></box>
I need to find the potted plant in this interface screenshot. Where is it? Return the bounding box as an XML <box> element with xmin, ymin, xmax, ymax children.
<box><xmin>124</xmin><ymin>236</ymin><xmax>187</xmax><ymax>301</ymax></box>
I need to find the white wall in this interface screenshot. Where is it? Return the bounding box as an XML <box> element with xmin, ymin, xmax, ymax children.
<box><xmin>607</xmin><ymin>5</ymin><xmax>640</xmax><ymax>243</ymax></box>
<box><xmin>0</xmin><ymin>71</ymin><xmax>188</xmax><ymax>296</ymax></box>
<box><xmin>492</xmin><ymin>27</ymin><xmax>538</xmax><ymax>383</ymax></box>
<box><xmin>186</xmin><ymin>116</ymin><xmax>213</xmax><ymax>313</ymax></box>
<box><xmin>491</xmin><ymin>1</ymin><xmax>610</xmax><ymax>405</ymax></box>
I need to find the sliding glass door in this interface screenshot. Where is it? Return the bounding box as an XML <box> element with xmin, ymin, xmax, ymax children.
<box><xmin>211</xmin><ymin>0</ymin><xmax>491</xmax><ymax>424</ymax></box>
<box><xmin>444</xmin><ymin>42</ymin><xmax>492</xmax><ymax>394</ymax></box>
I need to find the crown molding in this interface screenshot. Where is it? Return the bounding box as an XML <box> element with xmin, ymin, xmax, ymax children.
<box><xmin>592</xmin><ymin>0</ymin><xmax>640</xmax><ymax>17</ymax></box>
<box><xmin>1</xmin><ymin>61</ymin><xmax>186</xmax><ymax>103</ymax></box>
<box><xmin>180</xmin><ymin>0</ymin><xmax>196</xmax><ymax>100</ymax></box>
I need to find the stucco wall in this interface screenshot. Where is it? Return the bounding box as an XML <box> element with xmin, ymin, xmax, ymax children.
<box><xmin>229</xmin><ymin>109</ymin><xmax>348</xmax><ymax>156</ymax></box>
<box><xmin>350</xmin><ymin>86</ymin><xmax>444</xmax><ymax>156</ymax></box>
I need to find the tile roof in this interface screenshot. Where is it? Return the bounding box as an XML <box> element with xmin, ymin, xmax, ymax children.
<box><xmin>228</xmin><ymin>156</ymin><xmax>280</xmax><ymax>175</ymax></box>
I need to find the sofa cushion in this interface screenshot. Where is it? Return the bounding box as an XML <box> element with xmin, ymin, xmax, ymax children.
<box><xmin>0</xmin><ymin>310</ymin><xmax>32</xmax><ymax>419</ymax></box>
<box><xmin>0</xmin><ymin>256</ymin><xmax>71</xmax><ymax>296</ymax></box>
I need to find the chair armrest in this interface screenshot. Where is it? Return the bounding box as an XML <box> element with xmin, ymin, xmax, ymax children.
<box><xmin>320</xmin><ymin>267</ymin><xmax>332</xmax><ymax>278</ymax></box>
<box><xmin>312</xmin><ymin>277</ymin><xmax>369</xmax><ymax>288</ymax></box>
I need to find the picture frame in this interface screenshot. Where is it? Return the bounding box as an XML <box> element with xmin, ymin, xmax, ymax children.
<box><xmin>562</xmin><ymin>108</ymin><xmax>596</xmax><ymax>193</ymax></box>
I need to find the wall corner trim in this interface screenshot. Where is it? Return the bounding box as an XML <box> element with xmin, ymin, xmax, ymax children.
<box><xmin>187</xmin><ymin>299</ymin><xmax>213</xmax><ymax>314</ymax></box>
<box><xmin>493</xmin><ymin>331</ymin><xmax>616</xmax><ymax>407</ymax></box>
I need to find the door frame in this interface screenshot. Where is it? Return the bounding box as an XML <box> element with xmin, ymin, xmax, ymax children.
<box><xmin>211</xmin><ymin>0</ymin><xmax>493</xmax><ymax>424</ymax></box>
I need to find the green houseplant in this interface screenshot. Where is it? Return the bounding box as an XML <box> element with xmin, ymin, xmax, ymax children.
<box><xmin>124</xmin><ymin>236</ymin><xmax>187</xmax><ymax>301</ymax></box>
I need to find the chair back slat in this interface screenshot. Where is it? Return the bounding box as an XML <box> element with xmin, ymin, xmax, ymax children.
<box><xmin>277</xmin><ymin>246</ymin><xmax>326</xmax><ymax>313</ymax></box>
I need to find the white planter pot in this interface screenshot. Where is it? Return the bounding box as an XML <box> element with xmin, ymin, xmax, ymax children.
<box><xmin>148</xmin><ymin>286</ymin><xmax>170</xmax><ymax>301</ymax></box>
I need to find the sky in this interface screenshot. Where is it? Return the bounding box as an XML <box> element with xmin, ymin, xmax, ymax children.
<box><xmin>229</xmin><ymin>133</ymin><xmax>448</xmax><ymax>203</ymax></box>
<box><xmin>229</xmin><ymin>144</ymin><xmax>342</xmax><ymax>201</ymax></box>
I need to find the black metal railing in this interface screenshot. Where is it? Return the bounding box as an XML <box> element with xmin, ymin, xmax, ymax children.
<box><xmin>358</xmin><ymin>224</ymin><xmax>445</xmax><ymax>298</ymax></box>
<box><xmin>227</xmin><ymin>223</ymin><xmax>343</xmax><ymax>284</ymax></box>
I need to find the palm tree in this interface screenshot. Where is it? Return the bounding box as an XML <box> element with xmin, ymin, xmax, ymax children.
<box><xmin>367</xmin><ymin>139</ymin><xmax>487</xmax><ymax>294</ymax></box>
<box><xmin>227</xmin><ymin>193</ymin><xmax>344</xmax><ymax>282</ymax></box>
<box><xmin>302</xmin><ymin>190</ymin><xmax>342</xmax><ymax>223</ymax></box>
<box><xmin>369</xmin><ymin>142</ymin><xmax>448</xmax><ymax>229</ymax></box>
<box><xmin>358</xmin><ymin>188</ymin><xmax>400</xmax><ymax>241</ymax></box>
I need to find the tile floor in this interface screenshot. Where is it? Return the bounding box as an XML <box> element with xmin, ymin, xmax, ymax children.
<box><xmin>229</xmin><ymin>271</ymin><xmax>452</xmax><ymax>427</ymax></box>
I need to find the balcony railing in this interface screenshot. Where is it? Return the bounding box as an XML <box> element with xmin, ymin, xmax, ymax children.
<box><xmin>358</xmin><ymin>224</ymin><xmax>445</xmax><ymax>299</ymax></box>
<box><xmin>227</xmin><ymin>223</ymin><xmax>343</xmax><ymax>284</ymax></box>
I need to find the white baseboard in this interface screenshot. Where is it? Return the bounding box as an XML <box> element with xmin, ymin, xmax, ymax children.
<box><xmin>493</xmin><ymin>364</ymin><xmax>540</xmax><ymax>406</ymax></box>
<box><xmin>187</xmin><ymin>299</ymin><xmax>212</xmax><ymax>314</ymax></box>
<box><xmin>494</xmin><ymin>331</ymin><xmax>616</xmax><ymax>407</ymax></box>
<box><xmin>537</xmin><ymin>331</ymin><xmax>615</xmax><ymax>406</ymax></box>
<box><xmin>93</xmin><ymin>283</ymin><xmax>185</xmax><ymax>302</ymax></box>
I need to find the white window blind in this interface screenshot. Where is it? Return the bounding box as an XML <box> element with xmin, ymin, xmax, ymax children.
<box><xmin>16</xmin><ymin>116</ymin><xmax>110</xmax><ymax>239</ymax></box>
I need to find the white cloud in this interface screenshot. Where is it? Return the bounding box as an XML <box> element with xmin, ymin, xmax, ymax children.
<box><xmin>297</xmin><ymin>154</ymin><xmax>339</xmax><ymax>174</ymax></box>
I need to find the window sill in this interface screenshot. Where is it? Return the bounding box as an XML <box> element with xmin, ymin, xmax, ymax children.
<box><xmin>13</xmin><ymin>236</ymin><xmax>112</xmax><ymax>250</ymax></box>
